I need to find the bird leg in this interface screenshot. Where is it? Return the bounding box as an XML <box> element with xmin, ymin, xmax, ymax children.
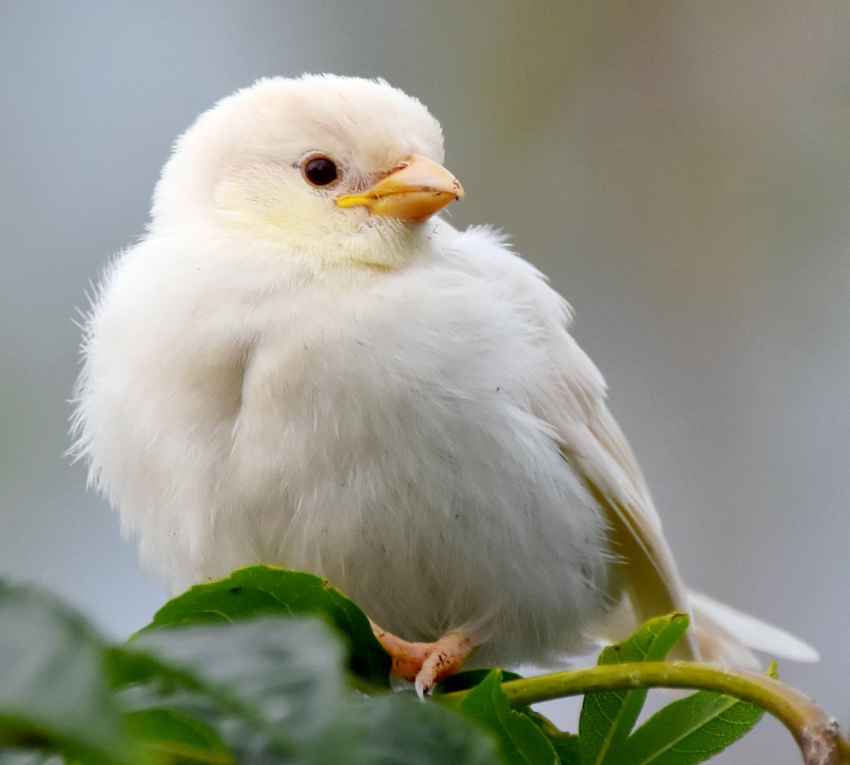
<box><xmin>369</xmin><ymin>619</ymin><xmax>474</xmax><ymax>696</ymax></box>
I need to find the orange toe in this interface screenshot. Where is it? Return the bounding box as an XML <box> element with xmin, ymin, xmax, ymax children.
<box><xmin>414</xmin><ymin>632</ymin><xmax>473</xmax><ymax>697</ymax></box>
<box><xmin>370</xmin><ymin>620</ymin><xmax>474</xmax><ymax>693</ymax></box>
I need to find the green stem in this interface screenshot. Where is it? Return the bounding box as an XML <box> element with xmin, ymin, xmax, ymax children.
<box><xmin>440</xmin><ymin>661</ymin><xmax>849</xmax><ymax>765</ymax></box>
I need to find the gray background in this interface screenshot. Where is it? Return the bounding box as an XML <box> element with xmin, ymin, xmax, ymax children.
<box><xmin>1</xmin><ymin>3</ymin><xmax>847</xmax><ymax>763</ymax></box>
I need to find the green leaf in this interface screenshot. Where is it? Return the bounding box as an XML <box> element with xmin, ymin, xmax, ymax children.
<box><xmin>579</xmin><ymin>613</ymin><xmax>690</xmax><ymax>765</ymax></box>
<box><xmin>358</xmin><ymin>693</ymin><xmax>500</xmax><ymax>765</ymax></box>
<box><xmin>124</xmin><ymin>708</ymin><xmax>233</xmax><ymax>764</ymax></box>
<box><xmin>0</xmin><ymin>753</ymin><xmax>62</xmax><ymax>765</ymax></box>
<box><xmin>620</xmin><ymin>664</ymin><xmax>776</xmax><ymax>765</ymax></box>
<box><xmin>120</xmin><ymin>684</ymin><xmax>271</xmax><ymax>764</ymax></box>
<box><xmin>435</xmin><ymin>668</ymin><xmax>524</xmax><ymax>696</ymax></box>
<box><xmin>119</xmin><ymin>678</ymin><xmax>500</xmax><ymax>765</ymax></box>
<box><xmin>138</xmin><ymin>566</ymin><xmax>390</xmax><ymax>687</ymax></box>
<box><xmin>124</xmin><ymin>616</ymin><xmax>356</xmax><ymax>764</ymax></box>
<box><xmin>526</xmin><ymin>712</ymin><xmax>581</xmax><ymax>765</ymax></box>
<box><xmin>549</xmin><ymin>734</ymin><xmax>581</xmax><ymax>765</ymax></box>
<box><xmin>122</xmin><ymin>614</ymin><xmax>499</xmax><ymax>765</ymax></box>
<box><xmin>458</xmin><ymin>669</ymin><xmax>558</xmax><ymax>765</ymax></box>
<box><xmin>0</xmin><ymin>583</ymin><xmax>135</xmax><ymax>763</ymax></box>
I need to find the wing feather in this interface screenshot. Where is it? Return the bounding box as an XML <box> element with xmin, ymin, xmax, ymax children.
<box><xmin>451</xmin><ymin>228</ymin><xmax>817</xmax><ymax>665</ymax></box>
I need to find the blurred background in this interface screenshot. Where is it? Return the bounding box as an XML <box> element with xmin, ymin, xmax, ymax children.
<box><xmin>1</xmin><ymin>2</ymin><xmax>847</xmax><ymax>762</ymax></box>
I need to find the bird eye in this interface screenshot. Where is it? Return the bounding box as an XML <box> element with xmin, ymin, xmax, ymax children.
<box><xmin>301</xmin><ymin>156</ymin><xmax>339</xmax><ymax>187</ymax></box>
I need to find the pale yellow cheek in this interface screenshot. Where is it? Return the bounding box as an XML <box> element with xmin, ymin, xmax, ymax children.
<box><xmin>211</xmin><ymin>175</ymin><xmax>415</xmax><ymax>270</ymax></box>
<box><xmin>213</xmin><ymin>176</ymin><xmax>332</xmax><ymax>244</ymax></box>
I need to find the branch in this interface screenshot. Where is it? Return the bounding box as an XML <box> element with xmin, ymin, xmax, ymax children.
<box><xmin>440</xmin><ymin>661</ymin><xmax>850</xmax><ymax>765</ymax></box>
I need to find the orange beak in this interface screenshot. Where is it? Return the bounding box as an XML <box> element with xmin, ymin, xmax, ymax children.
<box><xmin>336</xmin><ymin>155</ymin><xmax>463</xmax><ymax>222</ymax></box>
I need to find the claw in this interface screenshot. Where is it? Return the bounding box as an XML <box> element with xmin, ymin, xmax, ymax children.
<box><xmin>414</xmin><ymin>673</ymin><xmax>429</xmax><ymax>699</ymax></box>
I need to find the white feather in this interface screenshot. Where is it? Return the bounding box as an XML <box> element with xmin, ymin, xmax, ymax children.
<box><xmin>689</xmin><ymin>592</ymin><xmax>819</xmax><ymax>663</ymax></box>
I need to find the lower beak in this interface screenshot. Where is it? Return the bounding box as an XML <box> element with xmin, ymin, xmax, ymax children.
<box><xmin>336</xmin><ymin>155</ymin><xmax>463</xmax><ymax>222</ymax></box>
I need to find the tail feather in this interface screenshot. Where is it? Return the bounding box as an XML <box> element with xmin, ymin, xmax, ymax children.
<box><xmin>593</xmin><ymin>591</ymin><xmax>819</xmax><ymax>668</ymax></box>
<box><xmin>689</xmin><ymin>592</ymin><xmax>819</xmax><ymax>667</ymax></box>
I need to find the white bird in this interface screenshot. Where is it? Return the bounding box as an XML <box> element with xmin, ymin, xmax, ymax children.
<box><xmin>73</xmin><ymin>74</ymin><xmax>817</xmax><ymax>693</ymax></box>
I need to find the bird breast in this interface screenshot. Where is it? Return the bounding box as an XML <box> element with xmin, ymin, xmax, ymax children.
<box><xmin>83</xmin><ymin>226</ymin><xmax>614</xmax><ymax>665</ymax></box>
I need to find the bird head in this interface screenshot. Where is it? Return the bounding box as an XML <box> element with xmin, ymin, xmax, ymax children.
<box><xmin>151</xmin><ymin>75</ymin><xmax>463</xmax><ymax>267</ymax></box>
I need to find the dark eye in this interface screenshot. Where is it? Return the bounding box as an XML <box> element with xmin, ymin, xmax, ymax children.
<box><xmin>301</xmin><ymin>156</ymin><xmax>339</xmax><ymax>187</ymax></box>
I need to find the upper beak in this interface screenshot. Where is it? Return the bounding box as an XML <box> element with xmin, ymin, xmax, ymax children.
<box><xmin>336</xmin><ymin>155</ymin><xmax>464</xmax><ymax>222</ymax></box>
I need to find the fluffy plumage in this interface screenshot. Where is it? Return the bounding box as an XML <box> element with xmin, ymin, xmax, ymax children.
<box><xmin>73</xmin><ymin>74</ymin><xmax>817</xmax><ymax>671</ymax></box>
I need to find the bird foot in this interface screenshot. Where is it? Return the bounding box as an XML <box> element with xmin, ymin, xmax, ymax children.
<box><xmin>370</xmin><ymin>620</ymin><xmax>473</xmax><ymax>697</ymax></box>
